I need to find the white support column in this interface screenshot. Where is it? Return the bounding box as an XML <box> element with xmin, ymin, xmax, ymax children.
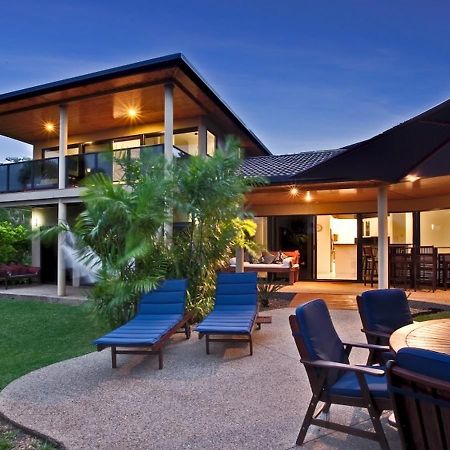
<box><xmin>198</xmin><ymin>117</ymin><xmax>207</xmax><ymax>156</ymax></box>
<box><xmin>164</xmin><ymin>83</ymin><xmax>174</xmax><ymax>241</ymax></box>
<box><xmin>58</xmin><ymin>104</ymin><xmax>68</xmax><ymax>189</ymax></box>
<box><xmin>235</xmin><ymin>247</ymin><xmax>244</xmax><ymax>273</ymax></box>
<box><xmin>377</xmin><ymin>186</ymin><xmax>389</xmax><ymax>289</ymax></box>
<box><xmin>57</xmin><ymin>200</ymin><xmax>67</xmax><ymax>296</ymax></box>
<box><xmin>57</xmin><ymin>105</ymin><xmax>68</xmax><ymax>296</ymax></box>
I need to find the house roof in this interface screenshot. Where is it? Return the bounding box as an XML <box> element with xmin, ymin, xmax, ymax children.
<box><xmin>297</xmin><ymin>96</ymin><xmax>450</xmax><ymax>184</ymax></box>
<box><xmin>0</xmin><ymin>53</ymin><xmax>270</xmax><ymax>156</ymax></box>
<box><xmin>241</xmin><ymin>149</ymin><xmax>343</xmax><ymax>182</ymax></box>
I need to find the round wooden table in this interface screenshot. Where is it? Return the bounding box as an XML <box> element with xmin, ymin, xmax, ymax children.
<box><xmin>390</xmin><ymin>319</ymin><xmax>450</xmax><ymax>354</ymax></box>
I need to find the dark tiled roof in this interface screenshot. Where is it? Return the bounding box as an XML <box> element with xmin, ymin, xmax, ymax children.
<box><xmin>240</xmin><ymin>149</ymin><xmax>344</xmax><ymax>182</ymax></box>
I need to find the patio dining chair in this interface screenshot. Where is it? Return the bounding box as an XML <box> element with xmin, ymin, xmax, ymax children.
<box><xmin>289</xmin><ymin>299</ymin><xmax>392</xmax><ymax>449</ymax></box>
<box><xmin>387</xmin><ymin>348</ymin><xmax>450</xmax><ymax>450</ymax></box>
<box><xmin>357</xmin><ymin>289</ymin><xmax>413</xmax><ymax>364</ymax></box>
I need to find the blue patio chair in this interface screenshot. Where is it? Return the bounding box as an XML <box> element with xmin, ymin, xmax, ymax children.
<box><xmin>289</xmin><ymin>299</ymin><xmax>392</xmax><ymax>449</ymax></box>
<box><xmin>94</xmin><ymin>279</ymin><xmax>191</xmax><ymax>369</ymax></box>
<box><xmin>196</xmin><ymin>272</ymin><xmax>258</xmax><ymax>355</ymax></box>
<box><xmin>387</xmin><ymin>348</ymin><xmax>450</xmax><ymax>450</ymax></box>
<box><xmin>357</xmin><ymin>289</ymin><xmax>413</xmax><ymax>364</ymax></box>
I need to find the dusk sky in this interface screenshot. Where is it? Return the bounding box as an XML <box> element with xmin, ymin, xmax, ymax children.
<box><xmin>1</xmin><ymin>0</ymin><xmax>450</xmax><ymax>159</ymax></box>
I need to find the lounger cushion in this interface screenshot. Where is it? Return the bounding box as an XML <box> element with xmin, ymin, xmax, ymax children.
<box><xmin>329</xmin><ymin>371</ymin><xmax>389</xmax><ymax>398</ymax></box>
<box><xmin>94</xmin><ymin>314</ymin><xmax>184</xmax><ymax>346</ymax></box>
<box><xmin>196</xmin><ymin>272</ymin><xmax>258</xmax><ymax>335</ymax></box>
<box><xmin>93</xmin><ymin>279</ymin><xmax>187</xmax><ymax>348</ymax></box>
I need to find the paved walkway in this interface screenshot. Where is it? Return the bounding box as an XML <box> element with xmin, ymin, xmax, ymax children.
<box><xmin>0</xmin><ymin>309</ymin><xmax>401</xmax><ymax>450</ymax></box>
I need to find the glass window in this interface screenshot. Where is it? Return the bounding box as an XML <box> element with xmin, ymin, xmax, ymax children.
<box><xmin>43</xmin><ymin>145</ymin><xmax>79</xmax><ymax>158</ymax></box>
<box><xmin>144</xmin><ymin>134</ymin><xmax>164</xmax><ymax>146</ymax></box>
<box><xmin>207</xmin><ymin>130</ymin><xmax>216</xmax><ymax>156</ymax></box>
<box><xmin>173</xmin><ymin>131</ymin><xmax>198</xmax><ymax>156</ymax></box>
<box><xmin>362</xmin><ymin>212</ymin><xmax>413</xmax><ymax>244</ymax></box>
<box><xmin>420</xmin><ymin>209</ymin><xmax>450</xmax><ymax>252</ymax></box>
<box><xmin>84</xmin><ymin>142</ymin><xmax>112</xmax><ymax>153</ymax></box>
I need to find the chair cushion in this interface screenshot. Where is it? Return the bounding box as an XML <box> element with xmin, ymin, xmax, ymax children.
<box><xmin>295</xmin><ymin>300</ymin><xmax>346</xmax><ymax>364</ymax></box>
<box><xmin>329</xmin><ymin>371</ymin><xmax>389</xmax><ymax>398</ymax></box>
<box><xmin>94</xmin><ymin>314</ymin><xmax>183</xmax><ymax>346</ymax></box>
<box><xmin>396</xmin><ymin>348</ymin><xmax>450</xmax><ymax>382</ymax></box>
<box><xmin>196</xmin><ymin>308</ymin><xmax>257</xmax><ymax>334</ymax></box>
<box><xmin>215</xmin><ymin>272</ymin><xmax>258</xmax><ymax>307</ymax></box>
<box><xmin>359</xmin><ymin>289</ymin><xmax>412</xmax><ymax>335</ymax></box>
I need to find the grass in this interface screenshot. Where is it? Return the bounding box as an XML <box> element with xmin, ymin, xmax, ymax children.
<box><xmin>414</xmin><ymin>310</ymin><xmax>450</xmax><ymax>322</ymax></box>
<box><xmin>0</xmin><ymin>298</ymin><xmax>109</xmax><ymax>391</ymax></box>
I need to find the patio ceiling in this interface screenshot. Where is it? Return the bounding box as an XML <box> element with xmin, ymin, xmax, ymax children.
<box><xmin>0</xmin><ymin>54</ymin><xmax>269</xmax><ymax>156</ymax></box>
<box><xmin>246</xmin><ymin>174</ymin><xmax>450</xmax><ymax>212</ymax></box>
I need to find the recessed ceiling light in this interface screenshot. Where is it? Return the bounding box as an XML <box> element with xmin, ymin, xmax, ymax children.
<box><xmin>405</xmin><ymin>174</ymin><xmax>420</xmax><ymax>182</ymax></box>
<box><xmin>44</xmin><ymin>122</ymin><xmax>55</xmax><ymax>132</ymax></box>
<box><xmin>289</xmin><ymin>186</ymin><xmax>299</xmax><ymax>196</ymax></box>
<box><xmin>127</xmin><ymin>107</ymin><xmax>138</xmax><ymax>119</ymax></box>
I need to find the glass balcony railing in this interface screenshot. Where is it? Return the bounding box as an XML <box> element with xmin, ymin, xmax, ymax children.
<box><xmin>0</xmin><ymin>157</ymin><xmax>59</xmax><ymax>193</ymax></box>
<box><xmin>66</xmin><ymin>144</ymin><xmax>165</xmax><ymax>187</ymax></box>
<box><xmin>0</xmin><ymin>144</ymin><xmax>191</xmax><ymax>194</ymax></box>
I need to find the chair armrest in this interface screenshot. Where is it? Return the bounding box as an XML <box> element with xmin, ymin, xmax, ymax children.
<box><xmin>343</xmin><ymin>341</ymin><xmax>390</xmax><ymax>352</ymax></box>
<box><xmin>361</xmin><ymin>329</ymin><xmax>391</xmax><ymax>340</ymax></box>
<box><xmin>301</xmin><ymin>359</ymin><xmax>385</xmax><ymax>377</ymax></box>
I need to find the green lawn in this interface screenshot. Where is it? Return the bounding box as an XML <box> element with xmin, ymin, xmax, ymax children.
<box><xmin>414</xmin><ymin>311</ymin><xmax>450</xmax><ymax>322</ymax></box>
<box><xmin>0</xmin><ymin>299</ymin><xmax>109</xmax><ymax>390</ymax></box>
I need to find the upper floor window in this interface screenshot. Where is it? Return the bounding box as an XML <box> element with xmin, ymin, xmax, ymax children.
<box><xmin>207</xmin><ymin>130</ymin><xmax>216</xmax><ymax>156</ymax></box>
<box><xmin>43</xmin><ymin>145</ymin><xmax>80</xmax><ymax>158</ymax></box>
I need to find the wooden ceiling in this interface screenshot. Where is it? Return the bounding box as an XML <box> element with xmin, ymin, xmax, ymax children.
<box><xmin>0</xmin><ymin>62</ymin><xmax>266</xmax><ymax>155</ymax></box>
<box><xmin>246</xmin><ymin>175</ymin><xmax>450</xmax><ymax>206</ymax></box>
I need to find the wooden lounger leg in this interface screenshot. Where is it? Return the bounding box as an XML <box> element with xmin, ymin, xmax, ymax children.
<box><xmin>111</xmin><ymin>346</ymin><xmax>117</xmax><ymax>369</ymax></box>
<box><xmin>249</xmin><ymin>335</ymin><xmax>253</xmax><ymax>355</ymax></box>
<box><xmin>206</xmin><ymin>334</ymin><xmax>210</xmax><ymax>354</ymax></box>
<box><xmin>158</xmin><ymin>350</ymin><xmax>163</xmax><ymax>370</ymax></box>
<box><xmin>184</xmin><ymin>322</ymin><xmax>191</xmax><ymax>339</ymax></box>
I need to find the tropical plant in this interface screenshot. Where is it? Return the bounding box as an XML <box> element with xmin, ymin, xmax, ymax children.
<box><xmin>257</xmin><ymin>281</ymin><xmax>283</xmax><ymax>308</ymax></box>
<box><xmin>43</xmin><ymin>138</ymin><xmax>264</xmax><ymax>325</ymax></box>
<box><xmin>61</xmin><ymin>154</ymin><xmax>173</xmax><ymax>326</ymax></box>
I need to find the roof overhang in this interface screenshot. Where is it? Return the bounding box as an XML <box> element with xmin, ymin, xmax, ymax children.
<box><xmin>0</xmin><ymin>53</ymin><xmax>270</xmax><ymax>156</ymax></box>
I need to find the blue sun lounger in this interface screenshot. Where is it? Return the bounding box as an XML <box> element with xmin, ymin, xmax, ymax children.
<box><xmin>94</xmin><ymin>279</ymin><xmax>191</xmax><ymax>369</ymax></box>
<box><xmin>196</xmin><ymin>272</ymin><xmax>258</xmax><ymax>355</ymax></box>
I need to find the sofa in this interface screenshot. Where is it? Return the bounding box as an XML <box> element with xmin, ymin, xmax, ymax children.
<box><xmin>0</xmin><ymin>263</ymin><xmax>41</xmax><ymax>288</ymax></box>
<box><xmin>228</xmin><ymin>250</ymin><xmax>300</xmax><ymax>285</ymax></box>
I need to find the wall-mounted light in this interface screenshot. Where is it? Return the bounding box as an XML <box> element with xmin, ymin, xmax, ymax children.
<box><xmin>305</xmin><ymin>191</ymin><xmax>312</xmax><ymax>202</ymax></box>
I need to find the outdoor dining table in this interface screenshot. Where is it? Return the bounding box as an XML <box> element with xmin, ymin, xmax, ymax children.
<box><xmin>390</xmin><ymin>318</ymin><xmax>450</xmax><ymax>354</ymax></box>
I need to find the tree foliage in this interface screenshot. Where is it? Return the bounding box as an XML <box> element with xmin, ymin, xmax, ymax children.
<box><xmin>0</xmin><ymin>221</ymin><xmax>30</xmax><ymax>264</ymax></box>
<box><xmin>54</xmin><ymin>138</ymin><xmax>264</xmax><ymax>326</ymax></box>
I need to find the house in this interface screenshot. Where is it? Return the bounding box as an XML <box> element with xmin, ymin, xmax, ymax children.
<box><xmin>0</xmin><ymin>53</ymin><xmax>269</xmax><ymax>295</ymax></box>
<box><xmin>1</xmin><ymin>53</ymin><xmax>450</xmax><ymax>294</ymax></box>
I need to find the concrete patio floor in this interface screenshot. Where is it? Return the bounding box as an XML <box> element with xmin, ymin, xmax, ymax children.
<box><xmin>0</xmin><ymin>308</ymin><xmax>401</xmax><ymax>450</ymax></box>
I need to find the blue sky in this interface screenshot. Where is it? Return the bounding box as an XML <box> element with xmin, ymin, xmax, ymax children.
<box><xmin>1</xmin><ymin>0</ymin><xmax>450</xmax><ymax>159</ymax></box>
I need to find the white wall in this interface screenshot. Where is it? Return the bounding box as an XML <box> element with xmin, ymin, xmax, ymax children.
<box><xmin>421</xmin><ymin>209</ymin><xmax>450</xmax><ymax>248</ymax></box>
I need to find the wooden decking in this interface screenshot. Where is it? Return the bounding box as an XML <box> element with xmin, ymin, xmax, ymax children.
<box><xmin>283</xmin><ymin>281</ymin><xmax>450</xmax><ymax>310</ymax></box>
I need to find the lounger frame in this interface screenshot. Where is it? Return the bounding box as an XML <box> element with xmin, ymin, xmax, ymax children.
<box><xmin>97</xmin><ymin>313</ymin><xmax>192</xmax><ymax>369</ymax></box>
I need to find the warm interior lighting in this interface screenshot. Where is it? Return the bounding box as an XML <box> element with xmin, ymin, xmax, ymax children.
<box><xmin>305</xmin><ymin>191</ymin><xmax>312</xmax><ymax>202</ymax></box>
<box><xmin>289</xmin><ymin>186</ymin><xmax>299</xmax><ymax>196</ymax></box>
<box><xmin>405</xmin><ymin>174</ymin><xmax>420</xmax><ymax>182</ymax></box>
<box><xmin>127</xmin><ymin>107</ymin><xmax>138</xmax><ymax>119</ymax></box>
<box><xmin>44</xmin><ymin>122</ymin><xmax>55</xmax><ymax>132</ymax></box>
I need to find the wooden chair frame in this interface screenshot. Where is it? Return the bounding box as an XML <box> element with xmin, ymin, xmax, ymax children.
<box><xmin>97</xmin><ymin>313</ymin><xmax>192</xmax><ymax>370</ymax></box>
<box><xmin>387</xmin><ymin>360</ymin><xmax>450</xmax><ymax>450</ymax></box>
<box><xmin>289</xmin><ymin>315</ymin><xmax>392</xmax><ymax>449</ymax></box>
